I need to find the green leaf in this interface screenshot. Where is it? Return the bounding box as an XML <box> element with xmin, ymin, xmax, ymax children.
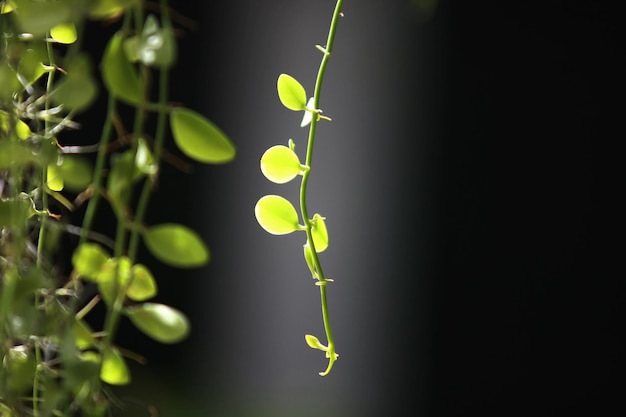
<box><xmin>260</xmin><ymin>145</ymin><xmax>302</xmax><ymax>184</ymax></box>
<box><xmin>277</xmin><ymin>73</ymin><xmax>307</xmax><ymax>111</ymax></box>
<box><xmin>12</xmin><ymin>0</ymin><xmax>71</xmax><ymax>36</ymax></box>
<box><xmin>52</xmin><ymin>75</ymin><xmax>98</xmax><ymax>111</ymax></box>
<box><xmin>3</xmin><ymin>346</ymin><xmax>36</xmax><ymax>393</ymax></box>
<box><xmin>102</xmin><ymin>31</ymin><xmax>142</xmax><ymax>105</ymax></box>
<box><xmin>71</xmin><ymin>243</ymin><xmax>109</xmax><ymax>280</ymax></box>
<box><xmin>254</xmin><ymin>195</ymin><xmax>300</xmax><ymax>235</ymax></box>
<box><xmin>0</xmin><ymin>141</ymin><xmax>32</xmax><ymax>168</ymax></box>
<box><xmin>73</xmin><ymin>319</ymin><xmax>96</xmax><ymax>350</ymax></box>
<box><xmin>58</xmin><ymin>155</ymin><xmax>93</xmax><ymax>191</ymax></box>
<box><xmin>100</xmin><ymin>348</ymin><xmax>131</xmax><ymax>385</ymax></box>
<box><xmin>0</xmin><ymin>63</ymin><xmax>20</xmax><ymax>99</ymax></box>
<box><xmin>125</xmin><ymin>302</ymin><xmax>190</xmax><ymax>344</ymax></box>
<box><xmin>170</xmin><ymin>107</ymin><xmax>236</xmax><ymax>164</ymax></box>
<box><xmin>305</xmin><ymin>334</ymin><xmax>327</xmax><ymax>351</ymax></box>
<box><xmin>301</xmin><ymin>97</ymin><xmax>315</xmax><ymax>127</ymax></box>
<box><xmin>311</xmin><ymin>213</ymin><xmax>329</xmax><ymax>252</ymax></box>
<box><xmin>135</xmin><ymin>138</ymin><xmax>157</xmax><ymax>176</ymax></box>
<box><xmin>96</xmin><ymin>257</ymin><xmax>132</xmax><ymax>305</ymax></box>
<box><xmin>46</xmin><ymin>163</ymin><xmax>63</xmax><ymax>191</ymax></box>
<box><xmin>52</xmin><ymin>54</ymin><xmax>98</xmax><ymax>112</ymax></box>
<box><xmin>0</xmin><ymin>195</ymin><xmax>35</xmax><ymax>228</ymax></box>
<box><xmin>143</xmin><ymin>223</ymin><xmax>210</xmax><ymax>268</ymax></box>
<box><xmin>16</xmin><ymin>46</ymin><xmax>48</xmax><ymax>89</ymax></box>
<box><xmin>50</xmin><ymin>22</ymin><xmax>77</xmax><ymax>44</ymax></box>
<box><xmin>126</xmin><ymin>264</ymin><xmax>157</xmax><ymax>301</ymax></box>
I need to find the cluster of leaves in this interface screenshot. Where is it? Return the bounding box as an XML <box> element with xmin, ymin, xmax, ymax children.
<box><xmin>1</xmin><ymin>1</ymin><xmax>234</xmax><ymax>416</ymax></box>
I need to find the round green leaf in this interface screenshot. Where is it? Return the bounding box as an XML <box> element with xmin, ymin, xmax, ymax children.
<box><xmin>254</xmin><ymin>195</ymin><xmax>300</xmax><ymax>235</ymax></box>
<box><xmin>260</xmin><ymin>145</ymin><xmax>302</xmax><ymax>184</ymax></box>
<box><xmin>170</xmin><ymin>107</ymin><xmax>236</xmax><ymax>164</ymax></box>
<box><xmin>71</xmin><ymin>243</ymin><xmax>109</xmax><ymax>280</ymax></box>
<box><xmin>127</xmin><ymin>264</ymin><xmax>157</xmax><ymax>301</ymax></box>
<box><xmin>125</xmin><ymin>302</ymin><xmax>190</xmax><ymax>344</ymax></box>
<box><xmin>143</xmin><ymin>223</ymin><xmax>210</xmax><ymax>268</ymax></box>
<box><xmin>311</xmin><ymin>213</ymin><xmax>329</xmax><ymax>252</ymax></box>
<box><xmin>50</xmin><ymin>22</ymin><xmax>77</xmax><ymax>44</ymax></box>
<box><xmin>102</xmin><ymin>32</ymin><xmax>142</xmax><ymax>104</ymax></box>
<box><xmin>100</xmin><ymin>348</ymin><xmax>130</xmax><ymax>385</ymax></box>
<box><xmin>277</xmin><ymin>73</ymin><xmax>307</xmax><ymax>111</ymax></box>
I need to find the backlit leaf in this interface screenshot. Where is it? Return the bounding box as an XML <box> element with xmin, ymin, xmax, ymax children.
<box><xmin>143</xmin><ymin>223</ymin><xmax>209</xmax><ymax>268</ymax></box>
<box><xmin>126</xmin><ymin>264</ymin><xmax>157</xmax><ymax>301</ymax></box>
<box><xmin>50</xmin><ymin>22</ymin><xmax>77</xmax><ymax>44</ymax></box>
<box><xmin>254</xmin><ymin>195</ymin><xmax>300</xmax><ymax>235</ymax></box>
<box><xmin>71</xmin><ymin>243</ymin><xmax>109</xmax><ymax>280</ymax></box>
<box><xmin>100</xmin><ymin>348</ymin><xmax>130</xmax><ymax>385</ymax></box>
<box><xmin>277</xmin><ymin>73</ymin><xmax>307</xmax><ymax>111</ymax></box>
<box><xmin>260</xmin><ymin>145</ymin><xmax>302</xmax><ymax>184</ymax></box>
<box><xmin>125</xmin><ymin>302</ymin><xmax>190</xmax><ymax>344</ymax></box>
<box><xmin>46</xmin><ymin>163</ymin><xmax>63</xmax><ymax>191</ymax></box>
<box><xmin>311</xmin><ymin>213</ymin><xmax>329</xmax><ymax>252</ymax></box>
<box><xmin>170</xmin><ymin>107</ymin><xmax>235</xmax><ymax>164</ymax></box>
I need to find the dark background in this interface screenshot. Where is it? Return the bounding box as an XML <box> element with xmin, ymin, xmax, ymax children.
<box><xmin>78</xmin><ymin>1</ymin><xmax>622</xmax><ymax>416</ymax></box>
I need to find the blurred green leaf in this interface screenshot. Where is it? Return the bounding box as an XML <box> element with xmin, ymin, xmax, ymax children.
<box><xmin>73</xmin><ymin>319</ymin><xmax>96</xmax><ymax>350</ymax></box>
<box><xmin>100</xmin><ymin>348</ymin><xmax>131</xmax><ymax>385</ymax></box>
<box><xmin>3</xmin><ymin>345</ymin><xmax>36</xmax><ymax>393</ymax></box>
<box><xmin>0</xmin><ymin>62</ymin><xmax>21</xmax><ymax>99</ymax></box>
<box><xmin>277</xmin><ymin>73</ymin><xmax>307</xmax><ymax>111</ymax></box>
<box><xmin>125</xmin><ymin>302</ymin><xmax>190</xmax><ymax>344</ymax></box>
<box><xmin>0</xmin><ymin>194</ymin><xmax>35</xmax><ymax>228</ymax></box>
<box><xmin>135</xmin><ymin>138</ymin><xmax>157</xmax><ymax>176</ymax></box>
<box><xmin>12</xmin><ymin>0</ymin><xmax>71</xmax><ymax>36</ymax></box>
<box><xmin>50</xmin><ymin>22</ymin><xmax>77</xmax><ymax>44</ymax></box>
<box><xmin>254</xmin><ymin>195</ymin><xmax>300</xmax><ymax>235</ymax></box>
<box><xmin>260</xmin><ymin>145</ymin><xmax>302</xmax><ymax>184</ymax></box>
<box><xmin>52</xmin><ymin>54</ymin><xmax>98</xmax><ymax>111</ymax></box>
<box><xmin>58</xmin><ymin>155</ymin><xmax>93</xmax><ymax>191</ymax></box>
<box><xmin>102</xmin><ymin>31</ymin><xmax>142</xmax><ymax>105</ymax></box>
<box><xmin>71</xmin><ymin>243</ymin><xmax>109</xmax><ymax>280</ymax></box>
<box><xmin>143</xmin><ymin>223</ymin><xmax>210</xmax><ymax>268</ymax></box>
<box><xmin>170</xmin><ymin>107</ymin><xmax>236</xmax><ymax>164</ymax></box>
<box><xmin>16</xmin><ymin>46</ymin><xmax>48</xmax><ymax>89</ymax></box>
<box><xmin>126</xmin><ymin>264</ymin><xmax>157</xmax><ymax>301</ymax></box>
<box><xmin>47</xmin><ymin>163</ymin><xmax>64</xmax><ymax>191</ymax></box>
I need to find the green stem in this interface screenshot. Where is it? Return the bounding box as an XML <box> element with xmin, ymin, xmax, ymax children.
<box><xmin>299</xmin><ymin>0</ymin><xmax>343</xmax><ymax>376</ymax></box>
<box><xmin>129</xmin><ymin>0</ymin><xmax>172</xmax><ymax>261</ymax></box>
<box><xmin>79</xmin><ymin>94</ymin><xmax>115</xmax><ymax>244</ymax></box>
<box><xmin>79</xmin><ymin>8</ymin><xmax>135</xmax><ymax>243</ymax></box>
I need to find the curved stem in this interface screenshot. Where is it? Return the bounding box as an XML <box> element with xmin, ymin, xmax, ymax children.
<box><xmin>299</xmin><ymin>0</ymin><xmax>343</xmax><ymax>376</ymax></box>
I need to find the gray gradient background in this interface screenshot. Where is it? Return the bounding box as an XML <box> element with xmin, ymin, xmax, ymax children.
<box><xmin>97</xmin><ymin>1</ymin><xmax>622</xmax><ymax>416</ymax></box>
